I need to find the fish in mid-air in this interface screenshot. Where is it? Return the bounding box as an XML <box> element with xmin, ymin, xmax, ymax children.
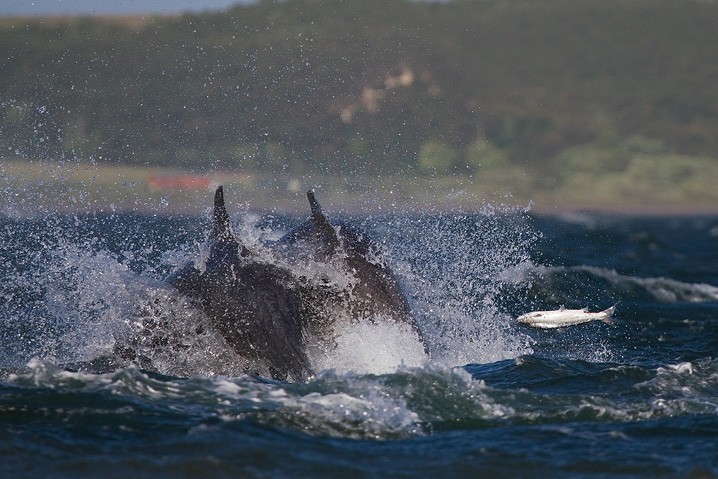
<box><xmin>517</xmin><ymin>305</ymin><xmax>616</xmax><ymax>329</ymax></box>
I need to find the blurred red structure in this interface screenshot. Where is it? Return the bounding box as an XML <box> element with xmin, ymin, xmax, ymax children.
<box><xmin>148</xmin><ymin>175</ymin><xmax>213</xmax><ymax>190</ymax></box>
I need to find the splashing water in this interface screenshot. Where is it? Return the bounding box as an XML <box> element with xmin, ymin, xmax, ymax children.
<box><xmin>376</xmin><ymin>210</ymin><xmax>538</xmax><ymax>367</ymax></box>
<box><xmin>3</xmin><ymin>182</ymin><xmax>718</xmax><ymax>477</ymax></box>
<box><xmin>0</xmin><ymin>197</ymin><xmax>537</xmax><ymax>377</ymax></box>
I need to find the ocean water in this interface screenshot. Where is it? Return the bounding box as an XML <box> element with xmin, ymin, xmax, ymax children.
<box><xmin>1</xmin><ymin>201</ymin><xmax>717</xmax><ymax>478</ymax></box>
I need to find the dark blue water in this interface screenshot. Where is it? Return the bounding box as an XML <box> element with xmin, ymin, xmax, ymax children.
<box><xmin>1</xmin><ymin>205</ymin><xmax>717</xmax><ymax>478</ymax></box>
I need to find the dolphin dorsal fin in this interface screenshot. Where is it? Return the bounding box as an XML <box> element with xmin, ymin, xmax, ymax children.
<box><xmin>306</xmin><ymin>190</ymin><xmax>340</xmax><ymax>255</ymax></box>
<box><xmin>209</xmin><ymin>186</ymin><xmax>249</xmax><ymax>257</ymax></box>
<box><xmin>211</xmin><ymin>186</ymin><xmax>233</xmax><ymax>241</ymax></box>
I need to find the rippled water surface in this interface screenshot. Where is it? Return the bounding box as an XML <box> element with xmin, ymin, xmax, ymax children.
<box><xmin>1</xmin><ymin>207</ymin><xmax>717</xmax><ymax>478</ymax></box>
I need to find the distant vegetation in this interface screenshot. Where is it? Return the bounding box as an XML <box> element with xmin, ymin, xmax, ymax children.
<box><xmin>1</xmin><ymin>0</ymin><xmax>717</xmax><ymax>207</ymax></box>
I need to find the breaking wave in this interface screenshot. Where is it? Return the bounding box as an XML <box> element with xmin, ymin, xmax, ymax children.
<box><xmin>522</xmin><ymin>265</ymin><xmax>718</xmax><ymax>306</ymax></box>
<box><xmin>4</xmin><ymin>355</ymin><xmax>716</xmax><ymax>441</ymax></box>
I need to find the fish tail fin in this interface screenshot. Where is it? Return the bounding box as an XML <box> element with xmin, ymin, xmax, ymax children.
<box><xmin>601</xmin><ymin>304</ymin><xmax>617</xmax><ymax>326</ymax></box>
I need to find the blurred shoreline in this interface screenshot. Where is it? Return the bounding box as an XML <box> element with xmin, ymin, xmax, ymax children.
<box><xmin>2</xmin><ymin>159</ymin><xmax>717</xmax><ymax>217</ymax></box>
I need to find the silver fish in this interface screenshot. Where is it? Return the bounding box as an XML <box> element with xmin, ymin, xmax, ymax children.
<box><xmin>517</xmin><ymin>305</ymin><xmax>616</xmax><ymax>329</ymax></box>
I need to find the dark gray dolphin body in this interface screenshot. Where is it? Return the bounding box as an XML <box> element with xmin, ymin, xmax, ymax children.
<box><xmin>276</xmin><ymin>191</ymin><xmax>414</xmax><ymax>327</ymax></box>
<box><xmin>163</xmin><ymin>186</ymin><xmax>421</xmax><ymax>380</ymax></box>
<box><xmin>165</xmin><ymin>186</ymin><xmax>312</xmax><ymax>380</ymax></box>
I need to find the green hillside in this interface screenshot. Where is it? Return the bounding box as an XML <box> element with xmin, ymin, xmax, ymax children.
<box><xmin>1</xmin><ymin>0</ymin><xmax>717</xmax><ymax>211</ymax></box>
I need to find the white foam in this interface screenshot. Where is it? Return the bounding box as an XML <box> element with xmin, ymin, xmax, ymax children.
<box><xmin>310</xmin><ymin>318</ymin><xmax>428</xmax><ymax>375</ymax></box>
<box><xmin>667</xmin><ymin>362</ymin><xmax>694</xmax><ymax>375</ymax></box>
<box><xmin>583</xmin><ymin>266</ymin><xmax>718</xmax><ymax>302</ymax></box>
<box><xmin>533</xmin><ymin>264</ymin><xmax>718</xmax><ymax>303</ymax></box>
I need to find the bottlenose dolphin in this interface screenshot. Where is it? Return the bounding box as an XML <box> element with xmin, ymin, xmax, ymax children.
<box><xmin>161</xmin><ymin>186</ymin><xmax>421</xmax><ymax>380</ymax></box>
<box><xmin>276</xmin><ymin>190</ymin><xmax>415</xmax><ymax>329</ymax></box>
<box><xmin>165</xmin><ymin>186</ymin><xmax>312</xmax><ymax>380</ymax></box>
